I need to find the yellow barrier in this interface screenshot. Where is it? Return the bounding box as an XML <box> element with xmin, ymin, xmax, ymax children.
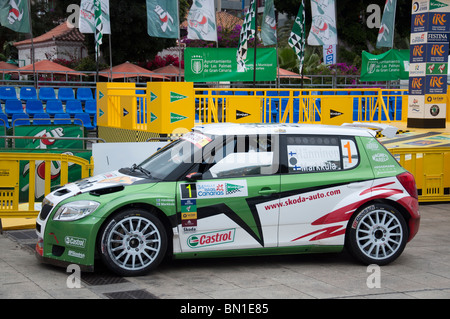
<box><xmin>98</xmin><ymin>85</ymin><xmax>412</xmax><ymax>131</ymax></box>
<box><xmin>97</xmin><ymin>82</ymin><xmax>194</xmax><ymax>134</ymax></box>
<box><xmin>194</xmin><ymin>88</ymin><xmax>409</xmax><ymax>126</ymax></box>
<box><xmin>388</xmin><ymin>147</ymin><xmax>450</xmax><ymax>202</ymax></box>
<box><xmin>0</xmin><ymin>152</ymin><xmax>94</xmax><ymax>219</ymax></box>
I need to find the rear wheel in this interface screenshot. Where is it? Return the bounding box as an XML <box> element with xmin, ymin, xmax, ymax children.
<box><xmin>99</xmin><ymin>209</ymin><xmax>167</xmax><ymax>276</ymax></box>
<box><xmin>346</xmin><ymin>203</ymin><xmax>408</xmax><ymax>265</ymax></box>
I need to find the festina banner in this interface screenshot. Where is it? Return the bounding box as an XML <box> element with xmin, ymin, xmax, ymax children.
<box><xmin>147</xmin><ymin>0</ymin><xmax>180</xmax><ymax>39</ymax></box>
<box><xmin>79</xmin><ymin>0</ymin><xmax>111</xmax><ymax>34</ymax></box>
<box><xmin>288</xmin><ymin>1</ymin><xmax>306</xmax><ymax>72</ymax></box>
<box><xmin>0</xmin><ymin>0</ymin><xmax>30</xmax><ymax>33</ymax></box>
<box><xmin>185</xmin><ymin>47</ymin><xmax>277</xmax><ymax>82</ymax></box>
<box><xmin>187</xmin><ymin>0</ymin><xmax>217</xmax><ymax>42</ymax></box>
<box><xmin>360</xmin><ymin>49</ymin><xmax>409</xmax><ymax>81</ymax></box>
<box><xmin>376</xmin><ymin>0</ymin><xmax>397</xmax><ymax>48</ymax></box>
<box><xmin>261</xmin><ymin>0</ymin><xmax>277</xmax><ymax>46</ymax></box>
<box><xmin>307</xmin><ymin>0</ymin><xmax>337</xmax><ymax>46</ymax></box>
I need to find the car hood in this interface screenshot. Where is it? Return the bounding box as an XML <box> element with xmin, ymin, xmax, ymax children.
<box><xmin>45</xmin><ymin>170</ymin><xmax>149</xmax><ymax>206</ymax></box>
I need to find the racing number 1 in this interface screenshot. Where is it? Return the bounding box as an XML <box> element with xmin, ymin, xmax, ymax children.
<box><xmin>181</xmin><ymin>183</ymin><xmax>197</xmax><ymax>199</ymax></box>
<box><xmin>343</xmin><ymin>141</ymin><xmax>352</xmax><ymax>164</ymax></box>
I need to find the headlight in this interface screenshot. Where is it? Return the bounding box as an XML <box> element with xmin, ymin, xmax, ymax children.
<box><xmin>53</xmin><ymin>201</ymin><xmax>100</xmax><ymax>221</ymax></box>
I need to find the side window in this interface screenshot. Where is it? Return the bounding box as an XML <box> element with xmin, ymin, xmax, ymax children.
<box><xmin>286</xmin><ymin>135</ymin><xmax>359</xmax><ymax>173</ymax></box>
<box><xmin>204</xmin><ymin>135</ymin><xmax>277</xmax><ymax>178</ymax></box>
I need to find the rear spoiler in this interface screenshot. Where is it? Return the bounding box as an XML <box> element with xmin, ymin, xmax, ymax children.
<box><xmin>341</xmin><ymin>122</ymin><xmax>398</xmax><ymax>138</ymax></box>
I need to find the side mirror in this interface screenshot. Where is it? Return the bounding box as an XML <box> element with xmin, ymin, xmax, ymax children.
<box><xmin>186</xmin><ymin>172</ymin><xmax>202</xmax><ymax>181</ymax></box>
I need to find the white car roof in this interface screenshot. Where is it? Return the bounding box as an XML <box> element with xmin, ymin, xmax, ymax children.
<box><xmin>193</xmin><ymin>123</ymin><xmax>375</xmax><ymax>137</ymax></box>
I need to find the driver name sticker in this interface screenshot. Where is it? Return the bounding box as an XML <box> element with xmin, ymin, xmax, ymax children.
<box><xmin>180</xmin><ymin>180</ymin><xmax>248</xmax><ymax>199</ymax></box>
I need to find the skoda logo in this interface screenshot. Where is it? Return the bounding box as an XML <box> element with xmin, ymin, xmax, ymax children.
<box><xmin>430</xmin><ymin>105</ymin><xmax>440</xmax><ymax>116</ymax></box>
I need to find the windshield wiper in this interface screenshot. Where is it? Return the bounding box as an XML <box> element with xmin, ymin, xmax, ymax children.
<box><xmin>130</xmin><ymin>164</ymin><xmax>152</xmax><ymax>178</ymax></box>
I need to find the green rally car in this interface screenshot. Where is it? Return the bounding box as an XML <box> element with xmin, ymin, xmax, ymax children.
<box><xmin>36</xmin><ymin>123</ymin><xmax>420</xmax><ymax>276</ymax></box>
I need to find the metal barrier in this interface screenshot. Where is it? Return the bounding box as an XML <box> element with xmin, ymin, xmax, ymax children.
<box><xmin>0</xmin><ymin>152</ymin><xmax>94</xmax><ymax>219</ymax></box>
<box><xmin>388</xmin><ymin>147</ymin><xmax>450</xmax><ymax>202</ymax></box>
<box><xmin>194</xmin><ymin>88</ymin><xmax>410</xmax><ymax>126</ymax></box>
<box><xmin>97</xmin><ymin>84</ymin><xmax>414</xmax><ymax>132</ymax></box>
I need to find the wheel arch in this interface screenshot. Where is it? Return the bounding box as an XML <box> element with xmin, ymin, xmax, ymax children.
<box><xmin>345</xmin><ymin>198</ymin><xmax>411</xmax><ymax>242</ymax></box>
<box><xmin>95</xmin><ymin>202</ymin><xmax>175</xmax><ymax>258</ymax></box>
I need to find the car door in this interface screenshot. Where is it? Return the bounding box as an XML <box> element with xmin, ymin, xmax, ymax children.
<box><xmin>277</xmin><ymin>134</ymin><xmax>371</xmax><ymax>247</ymax></box>
<box><xmin>176</xmin><ymin>134</ymin><xmax>281</xmax><ymax>253</ymax></box>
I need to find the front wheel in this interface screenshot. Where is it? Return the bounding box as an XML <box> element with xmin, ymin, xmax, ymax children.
<box><xmin>346</xmin><ymin>203</ymin><xmax>408</xmax><ymax>266</ymax></box>
<box><xmin>99</xmin><ymin>209</ymin><xmax>167</xmax><ymax>276</ymax></box>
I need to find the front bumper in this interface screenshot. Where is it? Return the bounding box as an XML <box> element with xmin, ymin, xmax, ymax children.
<box><xmin>35</xmin><ymin>205</ymin><xmax>104</xmax><ymax>271</ymax></box>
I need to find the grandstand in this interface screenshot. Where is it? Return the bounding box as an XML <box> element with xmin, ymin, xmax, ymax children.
<box><xmin>0</xmin><ymin>86</ymin><xmax>97</xmax><ymax>135</ymax></box>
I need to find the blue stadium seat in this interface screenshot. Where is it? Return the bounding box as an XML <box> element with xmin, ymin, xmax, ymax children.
<box><xmin>26</xmin><ymin>99</ymin><xmax>45</xmax><ymax>116</ymax></box>
<box><xmin>84</xmin><ymin>100</ymin><xmax>97</xmax><ymax>116</ymax></box>
<box><xmin>73</xmin><ymin>113</ymin><xmax>94</xmax><ymax>130</ymax></box>
<box><xmin>46</xmin><ymin>99</ymin><xmax>65</xmax><ymax>116</ymax></box>
<box><xmin>38</xmin><ymin>87</ymin><xmax>56</xmax><ymax>102</ymax></box>
<box><xmin>0</xmin><ymin>87</ymin><xmax>18</xmax><ymax>102</ymax></box>
<box><xmin>12</xmin><ymin>113</ymin><xmax>30</xmax><ymax>126</ymax></box>
<box><xmin>76</xmin><ymin>88</ymin><xmax>94</xmax><ymax>102</ymax></box>
<box><xmin>53</xmin><ymin>113</ymin><xmax>72</xmax><ymax>125</ymax></box>
<box><xmin>20</xmin><ymin>87</ymin><xmax>37</xmax><ymax>102</ymax></box>
<box><xmin>66</xmin><ymin>100</ymin><xmax>83</xmax><ymax>115</ymax></box>
<box><xmin>0</xmin><ymin>112</ymin><xmax>9</xmax><ymax>128</ymax></box>
<box><xmin>58</xmin><ymin>88</ymin><xmax>75</xmax><ymax>102</ymax></box>
<box><xmin>5</xmin><ymin>99</ymin><xmax>25</xmax><ymax>116</ymax></box>
<box><xmin>32</xmin><ymin>113</ymin><xmax>52</xmax><ymax>125</ymax></box>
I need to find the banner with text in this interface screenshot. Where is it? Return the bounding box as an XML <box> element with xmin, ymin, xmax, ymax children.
<box><xmin>185</xmin><ymin>47</ymin><xmax>277</xmax><ymax>82</ymax></box>
<box><xmin>360</xmin><ymin>49</ymin><xmax>409</xmax><ymax>81</ymax></box>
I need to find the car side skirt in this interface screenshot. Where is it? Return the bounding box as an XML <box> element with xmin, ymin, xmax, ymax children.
<box><xmin>173</xmin><ymin>245</ymin><xmax>343</xmax><ymax>260</ymax></box>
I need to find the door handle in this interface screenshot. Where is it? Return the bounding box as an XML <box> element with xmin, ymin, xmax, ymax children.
<box><xmin>259</xmin><ymin>188</ymin><xmax>277</xmax><ymax>195</ymax></box>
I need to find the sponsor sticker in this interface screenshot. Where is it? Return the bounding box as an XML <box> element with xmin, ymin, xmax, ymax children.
<box><xmin>187</xmin><ymin>229</ymin><xmax>235</xmax><ymax>248</ymax></box>
<box><xmin>372</xmin><ymin>153</ymin><xmax>389</xmax><ymax>163</ymax></box>
<box><xmin>180</xmin><ymin>180</ymin><xmax>248</xmax><ymax>199</ymax></box>
<box><xmin>65</xmin><ymin>236</ymin><xmax>86</xmax><ymax>248</ymax></box>
<box><xmin>181</xmin><ymin>132</ymin><xmax>212</xmax><ymax>148</ymax></box>
<box><xmin>67</xmin><ymin>250</ymin><xmax>86</xmax><ymax>259</ymax></box>
<box><xmin>181</xmin><ymin>198</ymin><xmax>197</xmax><ymax>231</ymax></box>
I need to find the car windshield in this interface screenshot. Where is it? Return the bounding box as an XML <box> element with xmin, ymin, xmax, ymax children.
<box><xmin>133</xmin><ymin>131</ymin><xmax>215</xmax><ymax>180</ymax></box>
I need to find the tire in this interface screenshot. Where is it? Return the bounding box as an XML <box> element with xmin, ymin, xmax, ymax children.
<box><xmin>99</xmin><ymin>208</ymin><xmax>167</xmax><ymax>276</ymax></box>
<box><xmin>346</xmin><ymin>203</ymin><xmax>408</xmax><ymax>266</ymax></box>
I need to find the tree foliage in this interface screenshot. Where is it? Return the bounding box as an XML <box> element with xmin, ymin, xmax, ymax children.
<box><xmin>0</xmin><ymin>0</ymin><xmax>412</xmax><ymax>71</ymax></box>
<box><xmin>274</xmin><ymin>0</ymin><xmax>411</xmax><ymax>68</ymax></box>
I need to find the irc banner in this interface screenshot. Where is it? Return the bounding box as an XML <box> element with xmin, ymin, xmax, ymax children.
<box><xmin>408</xmin><ymin>0</ymin><xmax>449</xmax><ymax>128</ymax></box>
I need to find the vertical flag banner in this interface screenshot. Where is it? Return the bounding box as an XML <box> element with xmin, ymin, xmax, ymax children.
<box><xmin>376</xmin><ymin>0</ymin><xmax>397</xmax><ymax>48</ymax></box>
<box><xmin>261</xmin><ymin>0</ymin><xmax>277</xmax><ymax>46</ymax></box>
<box><xmin>0</xmin><ymin>0</ymin><xmax>31</xmax><ymax>33</ymax></box>
<box><xmin>147</xmin><ymin>0</ymin><xmax>180</xmax><ymax>39</ymax></box>
<box><xmin>237</xmin><ymin>0</ymin><xmax>256</xmax><ymax>72</ymax></box>
<box><xmin>79</xmin><ymin>0</ymin><xmax>111</xmax><ymax>34</ymax></box>
<box><xmin>94</xmin><ymin>0</ymin><xmax>102</xmax><ymax>60</ymax></box>
<box><xmin>307</xmin><ymin>0</ymin><xmax>337</xmax><ymax>46</ymax></box>
<box><xmin>288</xmin><ymin>1</ymin><xmax>306</xmax><ymax>72</ymax></box>
<box><xmin>187</xmin><ymin>0</ymin><xmax>217</xmax><ymax>42</ymax></box>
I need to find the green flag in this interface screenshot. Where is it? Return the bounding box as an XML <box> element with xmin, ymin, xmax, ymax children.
<box><xmin>0</xmin><ymin>0</ymin><xmax>30</xmax><ymax>33</ymax></box>
<box><xmin>94</xmin><ymin>0</ymin><xmax>103</xmax><ymax>60</ymax></box>
<box><xmin>288</xmin><ymin>1</ymin><xmax>306</xmax><ymax>72</ymax></box>
<box><xmin>147</xmin><ymin>0</ymin><xmax>180</xmax><ymax>39</ymax></box>
<box><xmin>261</xmin><ymin>0</ymin><xmax>277</xmax><ymax>46</ymax></box>
<box><xmin>237</xmin><ymin>0</ymin><xmax>256</xmax><ymax>72</ymax></box>
<box><xmin>376</xmin><ymin>0</ymin><xmax>397</xmax><ymax>48</ymax></box>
